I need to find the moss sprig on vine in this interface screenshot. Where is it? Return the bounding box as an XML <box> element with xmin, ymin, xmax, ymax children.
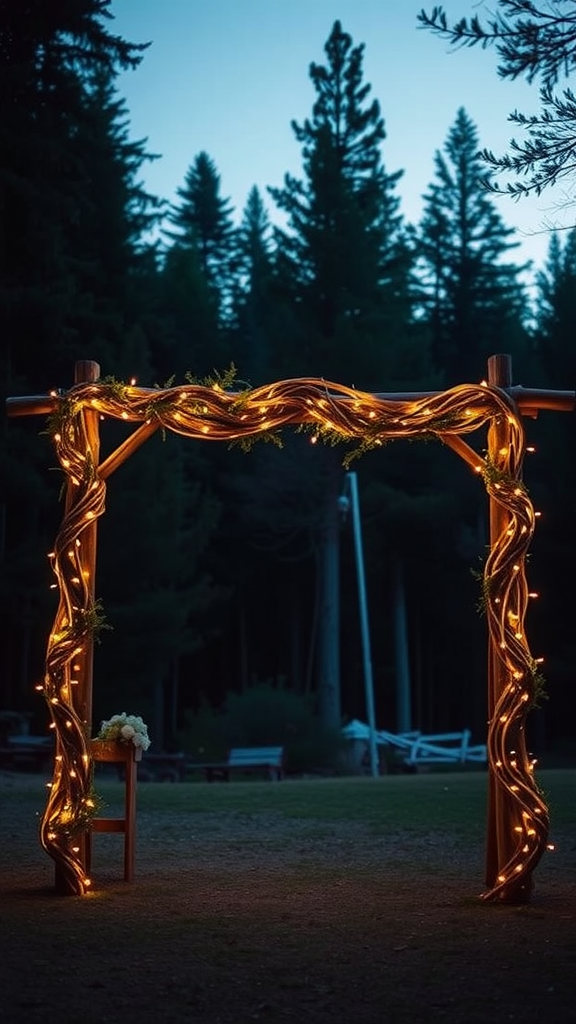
<box><xmin>45</xmin><ymin>395</ymin><xmax>77</xmax><ymax>440</ymax></box>
<box><xmin>184</xmin><ymin>363</ymin><xmax>239</xmax><ymax>390</ymax></box>
<box><xmin>49</xmin><ymin>788</ymin><xmax>104</xmax><ymax>836</ymax></box>
<box><xmin>471</xmin><ymin>556</ymin><xmax>492</xmax><ymax>615</ymax></box>
<box><xmin>99</xmin><ymin>376</ymin><xmax>131</xmax><ymax>400</ymax></box>
<box><xmin>528</xmin><ymin>662</ymin><xmax>548</xmax><ymax>709</ymax></box>
<box><xmin>82</xmin><ymin>599</ymin><xmax>112</xmax><ymax>644</ymax></box>
<box><xmin>230</xmin><ymin>430</ymin><xmax>283</xmax><ymax>453</ymax></box>
<box><xmin>481</xmin><ymin>455</ymin><xmax>526</xmax><ymax>492</ymax></box>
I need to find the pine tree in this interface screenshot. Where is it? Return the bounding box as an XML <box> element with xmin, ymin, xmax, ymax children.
<box><xmin>166</xmin><ymin>151</ymin><xmax>237</xmax><ymax>326</ymax></box>
<box><xmin>66</xmin><ymin>67</ymin><xmax>163</xmax><ymax>373</ymax></box>
<box><xmin>0</xmin><ymin>0</ymin><xmax>147</xmax><ymax>388</ymax></box>
<box><xmin>527</xmin><ymin>229</ymin><xmax>576</xmax><ymax>745</ymax></box>
<box><xmin>531</xmin><ymin>227</ymin><xmax>576</xmax><ymax>514</ymax></box>
<box><xmin>268</xmin><ymin>19</ymin><xmax>421</xmax><ymax>389</ymax></box>
<box><xmin>535</xmin><ymin>229</ymin><xmax>576</xmax><ymax>385</ymax></box>
<box><xmin>418</xmin><ymin>2</ymin><xmax>576</xmax><ymax>199</ymax></box>
<box><xmin>415</xmin><ymin>107</ymin><xmax>531</xmax><ymax>383</ymax></box>
<box><xmin>261</xmin><ymin>21</ymin><xmax>438</xmax><ymax>730</ymax></box>
<box><xmin>233</xmin><ymin>186</ymin><xmax>274</xmax><ymax>385</ymax></box>
<box><xmin>152</xmin><ymin>243</ymin><xmax>223</xmax><ymax>381</ymax></box>
<box><xmin>0</xmin><ymin>0</ymin><xmax>155</xmax><ymax>716</ymax></box>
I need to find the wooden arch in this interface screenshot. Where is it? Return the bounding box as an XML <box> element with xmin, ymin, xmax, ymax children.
<box><xmin>6</xmin><ymin>355</ymin><xmax>574</xmax><ymax>900</ymax></box>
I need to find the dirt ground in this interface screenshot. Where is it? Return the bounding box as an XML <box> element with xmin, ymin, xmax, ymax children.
<box><xmin>1</xmin><ymin>771</ymin><xmax>575</xmax><ymax>1024</ymax></box>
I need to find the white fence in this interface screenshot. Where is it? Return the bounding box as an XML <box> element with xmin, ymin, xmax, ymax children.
<box><xmin>342</xmin><ymin>719</ymin><xmax>487</xmax><ymax>769</ymax></box>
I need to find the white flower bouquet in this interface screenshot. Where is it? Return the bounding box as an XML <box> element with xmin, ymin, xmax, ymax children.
<box><xmin>96</xmin><ymin>712</ymin><xmax>151</xmax><ymax>752</ymax></box>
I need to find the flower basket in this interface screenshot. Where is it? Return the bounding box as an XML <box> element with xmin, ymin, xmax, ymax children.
<box><xmin>93</xmin><ymin>713</ymin><xmax>151</xmax><ymax>762</ymax></box>
<box><xmin>91</xmin><ymin>739</ymin><xmax>143</xmax><ymax>762</ymax></box>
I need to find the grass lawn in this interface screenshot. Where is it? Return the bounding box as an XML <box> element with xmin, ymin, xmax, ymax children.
<box><xmin>112</xmin><ymin>764</ymin><xmax>575</xmax><ymax>828</ymax></box>
<box><xmin>1</xmin><ymin>768</ymin><xmax>575</xmax><ymax>1024</ymax></box>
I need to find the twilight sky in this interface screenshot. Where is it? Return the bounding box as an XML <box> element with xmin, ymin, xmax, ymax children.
<box><xmin>110</xmin><ymin>0</ymin><xmax>570</xmax><ymax>281</ymax></box>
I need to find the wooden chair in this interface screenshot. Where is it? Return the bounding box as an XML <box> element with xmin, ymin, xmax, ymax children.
<box><xmin>86</xmin><ymin>739</ymin><xmax>139</xmax><ymax>882</ymax></box>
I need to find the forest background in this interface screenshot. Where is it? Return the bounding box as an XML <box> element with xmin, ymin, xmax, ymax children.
<box><xmin>1</xmin><ymin>1</ymin><xmax>574</xmax><ymax>765</ymax></box>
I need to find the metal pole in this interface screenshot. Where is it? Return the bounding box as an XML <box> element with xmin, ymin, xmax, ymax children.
<box><xmin>347</xmin><ymin>472</ymin><xmax>379</xmax><ymax>777</ymax></box>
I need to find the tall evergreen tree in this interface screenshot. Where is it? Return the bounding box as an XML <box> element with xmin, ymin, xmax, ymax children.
<box><xmin>414</xmin><ymin>107</ymin><xmax>531</xmax><ymax>383</ymax></box>
<box><xmin>166</xmin><ymin>151</ymin><xmax>236</xmax><ymax>326</ymax></box>
<box><xmin>0</xmin><ymin>0</ymin><xmax>153</xmax><ymax>717</ymax></box>
<box><xmin>261</xmin><ymin>21</ymin><xmax>437</xmax><ymax>730</ymax></box>
<box><xmin>535</xmin><ymin>229</ymin><xmax>576</xmax><ymax>387</ymax></box>
<box><xmin>0</xmin><ymin>0</ymin><xmax>147</xmax><ymax>388</ymax></box>
<box><xmin>154</xmin><ymin>243</ymin><xmax>223</xmax><ymax>381</ymax></box>
<box><xmin>233</xmin><ymin>186</ymin><xmax>275</xmax><ymax>385</ymax></box>
<box><xmin>526</xmin><ymin>228</ymin><xmax>576</xmax><ymax>747</ymax></box>
<box><xmin>269</xmin><ymin>19</ymin><xmax>424</xmax><ymax>389</ymax></box>
<box><xmin>66</xmin><ymin>67</ymin><xmax>163</xmax><ymax>374</ymax></box>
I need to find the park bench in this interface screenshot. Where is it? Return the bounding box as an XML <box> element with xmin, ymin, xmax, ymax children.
<box><xmin>189</xmin><ymin>746</ymin><xmax>285</xmax><ymax>782</ymax></box>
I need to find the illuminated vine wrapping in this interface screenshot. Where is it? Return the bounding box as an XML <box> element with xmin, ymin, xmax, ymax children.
<box><xmin>40</xmin><ymin>405</ymin><xmax>106</xmax><ymax>894</ymax></box>
<box><xmin>38</xmin><ymin>375</ymin><xmax>549</xmax><ymax>898</ymax></box>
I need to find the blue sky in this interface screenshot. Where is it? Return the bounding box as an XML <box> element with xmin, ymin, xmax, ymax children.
<box><xmin>110</xmin><ymin>0</ymin><xmax>570</xmax><ymax>279</ymax></box>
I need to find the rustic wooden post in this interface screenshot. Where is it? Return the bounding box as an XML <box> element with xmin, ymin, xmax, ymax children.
<box><xmin>485</xmin><ymin>353</ymin><xmax>530</xmax><ymax>901</ymax></box>
<box><xmin>71</xmin><ymin>360</ymin><xmax>101</xmax><ymax>734</ymax></box>
<box><xmin>54</xmin><ymin>360</ymin><xmax>101</xmax><ymax>893</ymax></box>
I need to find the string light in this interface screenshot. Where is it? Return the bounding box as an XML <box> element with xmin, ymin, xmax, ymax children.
<box><xmin>31</xmin><ymin>374</ymin><xmax>552</xmax><ymax>898</ymax></box>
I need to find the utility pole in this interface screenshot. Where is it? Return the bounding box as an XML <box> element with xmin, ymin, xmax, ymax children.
<box><xmin>340</xmin><ymin>472</ymin><xmax>379</xmax><ymax>777</ymax></box>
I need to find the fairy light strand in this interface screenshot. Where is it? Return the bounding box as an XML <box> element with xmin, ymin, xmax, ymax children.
<box><xmin>40</xmin><ymin>376</ymin><xmax>548</xmax><ymax>897</ymax></box>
